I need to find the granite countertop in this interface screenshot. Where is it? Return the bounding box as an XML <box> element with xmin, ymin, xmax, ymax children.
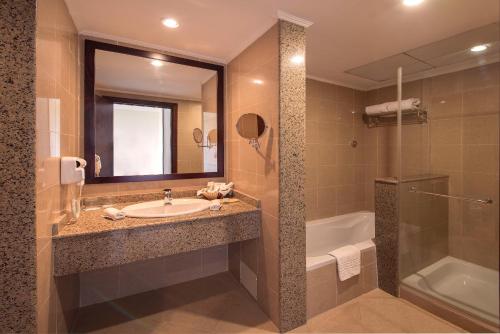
<box><xmin>55</xmin><ymin>199</ymin><xmax>259</xmax><ymax>239</ymax></box>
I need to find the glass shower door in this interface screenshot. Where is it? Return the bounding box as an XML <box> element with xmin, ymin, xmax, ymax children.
<box><xmin>398</xmin><ymin>62</ymin><xmax>499</xmax><ymax>330</ymax></box>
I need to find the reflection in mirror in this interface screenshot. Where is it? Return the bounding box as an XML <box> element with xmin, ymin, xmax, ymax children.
<box><xmin>88</xmin><ymin>45</ymin><xmax>222</xmax><ymax>181</ymax></box>
<box><xmin>193</xmin><ymin>128</ymin><xmax>203</xmax><ymax>144</ymax></box>
<box><xmin>207</xmin><ymin>129</ymin><xmax>217</xmax><ymax>147</ymax></box>
<box><xmin>94</xmin><ymin>95</ymin><xmax>176</xmax><ymax>177</ymax></box>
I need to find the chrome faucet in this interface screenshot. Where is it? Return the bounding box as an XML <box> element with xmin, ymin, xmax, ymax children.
<box><xmin>164</xmin><ymin>188</ymin><xmax>173</xmax><ymax>205</ymax></box>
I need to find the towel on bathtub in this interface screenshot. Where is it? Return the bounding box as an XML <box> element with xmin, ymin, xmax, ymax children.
<box><xmin>329</xmin><ymin>245</ymin><xmax>361</xmax><ymax>281</ymax></box>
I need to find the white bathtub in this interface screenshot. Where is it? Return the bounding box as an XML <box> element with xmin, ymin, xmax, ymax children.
<box><xmin>306</xmin><ymin>211</ymin><xmax>375</xmax><ymax>271</ymax></box>
<box><xmin>402</xmin><ymin>256</ymin><xmax>499</xmax><ymax>325</ymax></box>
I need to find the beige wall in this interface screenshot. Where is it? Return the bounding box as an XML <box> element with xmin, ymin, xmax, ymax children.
<box><xmin>202</xmin><ymin>74</ymin><xmax>217</xmax><ymax>114</ymax></box>
<box><xmin>227</xmin><ymin>24</ymin><xmax>280</xmax><ymax>325</ymax></box>
<box><xmin>305</xmin><ymin>79</ymin><xmax>378</xmax><ymax>221</ymax></box>
<box><xmin>367</xmin><ymin>63</ymin><xmax>499</xmax><ymax>270</ymax></box>
<box><xmin>79</xmin><ymin>245</ymin><xmax>227</xmax><ymax>307</ymax></box>
<box><xmin>177</xmin><ymin>100</ymin><xmax>204</xmax><ymax>173</ymax></box>
<box><xmin>35</xmin><ymin>0</ymin><xmax>81</xmax><ymax>332</ymax></box>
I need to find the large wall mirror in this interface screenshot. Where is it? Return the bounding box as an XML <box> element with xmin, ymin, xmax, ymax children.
<box><xmin>84</xmin><ymin>40</ymin><xmax>224</xmax><ymax>183</ymax></box>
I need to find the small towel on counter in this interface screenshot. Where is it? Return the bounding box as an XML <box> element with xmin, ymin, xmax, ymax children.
<box><xmin>365</xmin><ymin>98</ymin><xmax>420</xmax><ymax>115</ymax></box>
<box><xmin>103</xmin><ymin>207</ymin><xmax>125</xmax><ymax>220</ymax></box>
<box><xmin>329</xmin><ymin>245</ymin><xmax>361</xmax><ymax>281</ymax></box>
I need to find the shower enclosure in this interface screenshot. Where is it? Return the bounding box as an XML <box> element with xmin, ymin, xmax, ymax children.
<box><xmin>396</xmin><ymin>62</ymin><xmax>499</xmax><ymax>331</ymax></box>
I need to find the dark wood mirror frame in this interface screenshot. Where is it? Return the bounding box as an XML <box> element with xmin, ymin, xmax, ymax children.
<box><xmin>84</xmin><ymin>39</ymin><xmax>225</xmax><ymax>184</ymax></box>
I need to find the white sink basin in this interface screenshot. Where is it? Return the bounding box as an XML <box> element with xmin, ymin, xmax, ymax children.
<box><xmin>122</xmin><ymin>198</ymin><xmax>211</xmax><ymax>218</ymax></box>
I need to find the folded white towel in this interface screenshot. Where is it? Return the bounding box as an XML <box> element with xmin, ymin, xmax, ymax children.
<box><xmin>209</xmin><ymin>199</ymin><xmax>222</xmax><ymax>211</ymax></box>
<box><xmin>103</xmin><ymin>207</ymin><xmax>125</xmax><ymax>220</ymax></box>
<box><xmin>329</xmin><ymin>245</ymin><xmax>361</xmax><ymax>281</ymax></box>
<box><xmin>365</xmin><ymin>98</ymin><xmax>420</xmax><ymax>115</ymax></box>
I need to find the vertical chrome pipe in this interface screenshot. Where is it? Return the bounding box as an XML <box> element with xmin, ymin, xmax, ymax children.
<box><xmin>397</xmin><ymin>66</ymin><xmax>402</xmax><ymax>181</ymax></box>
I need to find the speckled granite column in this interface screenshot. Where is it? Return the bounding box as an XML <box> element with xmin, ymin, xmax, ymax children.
<box><xmin>374</xmin><ymin>180</ymin><xmax>400</xmax><ymax>296</ymax></box>
<box><xmin>278</xmin><ymin>20</ymin><xmax>306</xmax><ymax>332</ymax></box>
<box><xmin>0</xmin><ymin>0</ymin><xmax>37</xmax><ymax>333</ymax></box>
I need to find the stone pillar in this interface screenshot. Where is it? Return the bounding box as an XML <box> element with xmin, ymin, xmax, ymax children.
<box><xmin>374</xmin><ymin>179</ymin><xmax>400</xmax><ymax>296</ymax></box>
<box><xmin>278</xmin><ymin>20</ymin><xmax>307</xmax><ymax>331</ymax></box>
<box><xmin>0</xmin><ymin>0</ymin><xmax>37</xmax><ymax>332</ymax></box>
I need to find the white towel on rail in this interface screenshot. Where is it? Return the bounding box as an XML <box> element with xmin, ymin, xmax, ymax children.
<box><xmin>329</xmin><ymin>245</ymin><xmax>361</xmax><ymax>281</ymax></box>
<box><xmin>365</xmin><ymin>98</ymin><xmax>420</xmax><ymax>115</ymax></box>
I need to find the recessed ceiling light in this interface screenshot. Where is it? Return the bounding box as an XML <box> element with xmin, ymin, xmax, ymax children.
<box><xmin>252</xmin><ymin>79</ymin><xmax>264</xmax><ymax>85</ymax></box>
<box><xmin>470</xmin><ymin>44</ymin><xmax>488</xmax><ymax>52</ymax></box>
<box><xmin>151</xmin><ymin>60</ymin><xmax>163</xmax><ymax>67</ymax></box>
<box><xmin>403</xmin><ymin>0</ymin><xmax>424</xmax><ymax>6</ymax></box>
<box><xmin>162</xmin><ymin>18</ymin><xmax>179</xmax><ymax>29</ymax></box>
<box><xmin>290</xmin><ymin>54</ymin><xmax>304</xmax><ymax>65</ymax></box>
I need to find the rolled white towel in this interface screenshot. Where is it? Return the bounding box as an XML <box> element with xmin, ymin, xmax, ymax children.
<box><xmin>209</xmin><ymin>199</ymin><xmax>222</xmax><ymax>211</ymax></box>
<box><xmin>103</xmin><ymin>207</ymin><xmax>125</xmax><ymax>220</ymax></box>
<box><xmin>365</xmin><ymin>98</ymin><xmax>420</xmax><ymax>115</ymax></box>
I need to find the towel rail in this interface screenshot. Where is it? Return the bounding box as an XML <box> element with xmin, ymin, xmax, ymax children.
<box><xmin>362</xmin><ymin>109</ymin><xmax>427</xmax><ymax>128</ymax></box>
<box><xmin>408</xmin><ymin>186</ymin><xmax>493</xmax><ymax>205</ymax></box>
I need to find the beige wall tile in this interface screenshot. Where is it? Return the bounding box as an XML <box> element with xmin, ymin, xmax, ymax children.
<box><xmin>430</xmin><ymin>118</ymin><xmax>462</xmax><ymax>145</ymax></box>
<box><xmin>462</xmin><ymin>145</ymin><xmax>498</xmax><ymax>174</ymax></box>
<box><xmin>317</xmin><ymin>187</ymin><xmax>337</xmax><ymax>218</ymax></box>
<box><xmin>240</xmin><ymin>239</ymin><xmax>259</xmax><ymax>274</ymax></box>
<box><xmin>79</xmin><ymin>246</ymin><xmax>228</xmax><ymax>307</ymax></box>
<box><xmin>429</xmin><ymin>71</ymin><xmax>462</xmax><ymax>97</ymax></box>
<box><xmin>462</xmin><ymin>86</ymin><xmax>500</xmax><ymax>117</ymax></box>
<box><xmin>80</xmin><ymin>267</ymin><xmax>120</xmax><ymax>306</ymax></box>
<box><xmin>430</xmin><ymin>145</ymin><xmax>462</xmax><ymax>171</ymax></box>
<box><xmin>227</xmin><ymin>24</ymin><xmax>281</xmax><ymax>325</ymax></box>
<box><xmin>202</xmin><ymin>245</ymin><xmax>228</xmax><ymax>275</ymax></box>
<box><xmin>118</xmin><ymin>257</ymin><xmax>167</xmax><ymax>298</ymax></box>
<box><xmin>305</xmin><ymin>78</ymin><xmax>380</xmax><ymax>220</ymax></box>
<box><xmin>462</xmin><ymin>115</ymin><xmax>499</xmax><ymax>145</ymax></box>
<box><xmin>36</xmin><ymin>0</ymin><xmax>81</xmax><ymax>330</ymax></box>
<box><xmin>306</xmin><ymin>264</ymin><xmax>337</xmax><ymax>318</ymax></box>
<box><xmin>429</xmin><ymin>94</ymin><xmax>462</xmax><ymax>119</ymax></box>
<box><xmin>163</xmin><ymin>249</ymin><xmax>203</xmax><ymax>286</ymax></box>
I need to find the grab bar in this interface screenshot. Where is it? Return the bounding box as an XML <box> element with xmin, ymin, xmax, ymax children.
<box><xmin>408</xmin><ymin>186</ymin><xmax>493</xmax><ymax>205</ymax></box>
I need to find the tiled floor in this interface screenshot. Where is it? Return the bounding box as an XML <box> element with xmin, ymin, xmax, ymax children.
<box><xmin>72</xmin><ymin>272</ymin><xmax>464</xmax><ymax>333</ymax></box>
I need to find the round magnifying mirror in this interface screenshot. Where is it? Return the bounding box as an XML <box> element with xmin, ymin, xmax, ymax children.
<box><xmin>235</xmin><ymin>113</ymin><xmax>266</xmax><ymax>140</ymax></box>
<box><xmin>192</xmin><ymin>128</ymin><xmax>203</xmax><ymax>144</ymax></box>
<box><xmin>207</xmin><ymin>129</ymin><xmax>217</xmax><ymax>146</ymax></box>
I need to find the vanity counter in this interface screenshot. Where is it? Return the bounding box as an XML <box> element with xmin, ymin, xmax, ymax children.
<box><xmin>53</xmin><ymin>199</ymin><xmax>260</xmax><ymax>276</ymax></box>
<box><xmin>56</xmin><ymin>200</ymin><xmax>258</xmax><ymax>238</ymax></box>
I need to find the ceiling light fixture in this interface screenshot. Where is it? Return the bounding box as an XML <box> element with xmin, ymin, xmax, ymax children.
<box><xmin>470</xmin><ymin>44</ymin><xmax>488</xmax><ymax>52</ymax></box>
<box><xmin>151</xmin><ymin>60</ymin><xmax>164</xmax><ymax>67</ymax></box>
<box><xmin>290</xmin><ymin>54</ymin><xmax>305</xmax><ymax>65</ymax></box>
<box><xmin>252</xmin><ymin>79</ymin><xmax>264</xmax><ymax>85</ymax></box>
<box><xmin>403</xmin><ymin>0</ymin><xmax>424</xmax><ymax>6</ymax></box>
<box><xmin>162</xmin><ymin>18</ymin><xmax>179</xmax><ymax>29</ymax></box>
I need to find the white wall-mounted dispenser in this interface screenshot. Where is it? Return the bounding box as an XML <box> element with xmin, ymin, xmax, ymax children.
<box><xmin>61</xmin><ymin>157</ymin><xmax>87</xmax><ymax>223</ymax></box>
<box><xmin>61</xmin><ymin>157</ymin><xmax>86</xmax><ymax>185</ymax></box>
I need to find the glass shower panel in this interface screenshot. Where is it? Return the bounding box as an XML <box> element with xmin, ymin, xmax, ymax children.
<box><xmin>398</xmin><ymin>63</ymin><xmax>499</xmax><ymax>328</ymax></box>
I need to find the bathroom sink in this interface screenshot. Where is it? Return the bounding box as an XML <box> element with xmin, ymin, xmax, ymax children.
<box><xmin>122</xmin><ymin>198</ymin><xmax>211</xmax><ymax>218</ymax></box>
